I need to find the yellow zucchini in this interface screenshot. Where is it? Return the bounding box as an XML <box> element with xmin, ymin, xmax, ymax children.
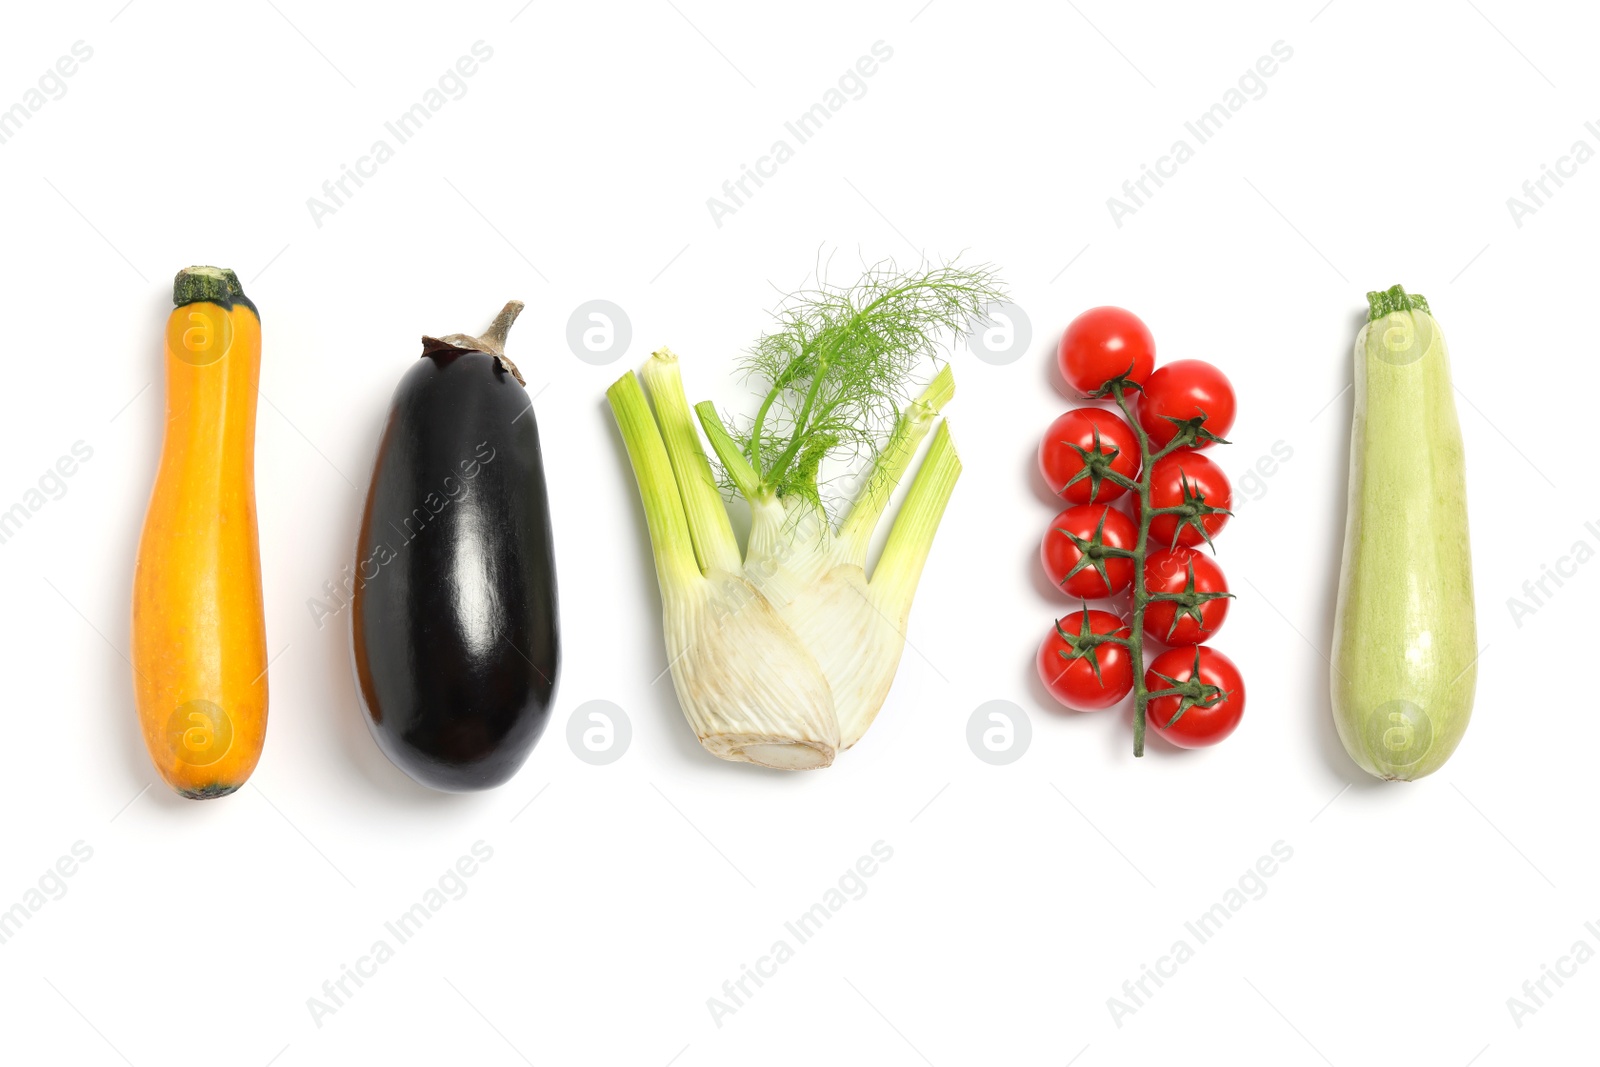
<box><xmin>131</xmin><ymin>267</ymin><xmax>268</xmax><ymax>798</ymax></box>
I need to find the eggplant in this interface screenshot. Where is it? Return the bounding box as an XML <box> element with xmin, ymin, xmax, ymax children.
<box><xmin>352</xmin><ymin>301</ymin><xmax>559</xmax><ymax>791</ymax></box>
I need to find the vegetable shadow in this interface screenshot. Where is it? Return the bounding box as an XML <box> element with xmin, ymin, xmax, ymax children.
<box><xmin>1042</xmin><ymin>337</ymin><xmax>1073</xmax><ymax>403</ymax></box>
<box><xmin>1027</xmin><ymin>419</ymin><xmax>1066</xmax><ymax>511</ymax></box>
<box><xmin>1021</xmin><ymin>639</ymin><xmax>1139</xmax><ymax>761</ymax></box>
<box><xmin>1309</xmin><ymin>308</ymin><xmax>1388</xmax><ymax>791</ymax></box>
<box><xmin>1023</xmin><ymin>444</ymin><xmax>1138</xmax><ymax>760</ymax></box>
<box><xmin>304</xmin><ymin>390</ymin><xmax>484</xmax><ymax>807</ymax></box>
<box><xmin>108</xmin><ymin>289</ymin><xmax>197</xmax><ymax>811</ymax></box>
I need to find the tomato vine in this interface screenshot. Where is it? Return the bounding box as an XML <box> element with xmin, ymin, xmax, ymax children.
<box><xmin>1105</xmin><ymin>380</ymin><xmax>1234</xmax><ymax>755</ymax></box>
<box><xmin>1041</xmin><ymin>307</ymin><xmax>1245</xmax><ymax>754</ymax></box>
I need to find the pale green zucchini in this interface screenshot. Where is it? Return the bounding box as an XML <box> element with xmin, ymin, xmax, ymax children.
<box><xmin>1330</xmin><ymin>285</ymin><xmax>1476</xmax><ymax>781</ymax></box>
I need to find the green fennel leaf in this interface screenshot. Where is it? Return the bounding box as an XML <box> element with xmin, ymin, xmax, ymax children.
<box><xmin>711</xmin><ymin>257</ymin><xmax>1007</xmax><ymax>515</ymax></box>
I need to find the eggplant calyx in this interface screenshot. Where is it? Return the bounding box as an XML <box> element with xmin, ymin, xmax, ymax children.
<box><xmin>421</xmin><ymin>300</ymin><xmax>527</xmax><ymax>384</ymax></box>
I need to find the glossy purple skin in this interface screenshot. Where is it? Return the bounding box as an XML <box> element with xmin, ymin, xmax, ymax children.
<box><xmin>352</xmin><ymin>349</ymin><xmax>559</xmax><ymax>792</ymax></box>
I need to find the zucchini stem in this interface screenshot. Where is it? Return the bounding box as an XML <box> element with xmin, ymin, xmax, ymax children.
<box><xmin>1367</xmin><ymin>284</ymin><xmax>1429</xmax><ymax>320</ymax></box>
<box><xmin>173</xmin><ymin>265</ymin><xmax>251</xmax><ymax>312</ymax></box>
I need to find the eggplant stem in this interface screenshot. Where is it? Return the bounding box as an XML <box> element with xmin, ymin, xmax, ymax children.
<box><xmin>481</xmin><ymin>301</ymin><xmax>525</xmax><ymax>353</ymax></box>
<box><xmin>424</xmin><ymin>300</ymin><xmax>528</xmax><ymax>384</ymax></box>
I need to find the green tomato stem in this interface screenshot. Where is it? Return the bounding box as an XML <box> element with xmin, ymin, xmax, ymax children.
<box><xmin>1109</xmin><ymin>384</ymin><xmax>1234</xmax><ymax>756</ymax></box>
<box><xmin>1113</xmin><ymin>385</ymin><xmax>1154</xmax><ymax>757</ymax></box>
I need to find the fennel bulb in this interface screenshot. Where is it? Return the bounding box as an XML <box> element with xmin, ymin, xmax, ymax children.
<box><xmin>608</xmin><ymin>261</ymin><xmax>1004</xmax><ymax>769</ymax></box>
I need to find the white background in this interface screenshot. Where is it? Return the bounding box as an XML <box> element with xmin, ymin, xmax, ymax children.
<box><xmin>0</xmin><ymin>1</ymin><xmax>1593</xmax><ymax>1063</ymax></box>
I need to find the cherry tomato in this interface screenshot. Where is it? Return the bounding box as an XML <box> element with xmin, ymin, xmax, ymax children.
<box><xmin>1037</xmin><ymin>610</ymin><xmax>1134</xmax><ymax>710</ymax></box>
<box><xmin>1142</xmin><ymin>547</ymin><xmax>1231</xmax><ymax>646</ymax></box>
<box><xmin>1143</xmin><ymin>646</ymin><xmax>1245</xmax><ymax>747</ymax></box>
<box><xmin>1058</xmin><ymin>307</ymin><xmax>1155</xmax><ymax>398</ymax></box>
<box><xmin>1137</xmin><ymin>359</ymin><xmax>1237</xmax><ymax>451</ymax></box>
<box><xmin>1041</xmin><ymin>504</ymin><xmax>1137</xmax><ymax>598</ymax></box>
<box><xmin>1038</xmin><ymin>408</ymin><xmax>1141</xmax><ymax>504</ymax></box>
<box><xmin>1136</xmin><ymin>453</ymin><xmax>1232</xmax><ymax>550</ymax></box>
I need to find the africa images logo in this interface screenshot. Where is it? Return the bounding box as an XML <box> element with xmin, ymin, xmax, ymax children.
<box><xmin>166</xmin><ymin>700</ymin><xmax>233</xmax><ymax>767</ymax></box>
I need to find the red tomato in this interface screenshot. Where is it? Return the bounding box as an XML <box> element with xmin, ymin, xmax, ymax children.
<box><xmin>1144</xmin><ymin>646</ymin><xmax>1245</xmax><ymax>747</ymax></box>
<box><xmin>1041</xmin><ymin>504</ymin><xmax>1137</xmax><ymax>598</ymax></box>
<box><xmin>1037</xmin><ymin>610</ymin><xmax>1134</xmax><ymax>710</ymax></box>
<box><xmin>1038</xmin><ymin>408</ymin><xmax>1141</xmax><ymax>503</ymax></box>
<box><xmin>1136</xmin><ymin>453</ymin><xmax>1232</xmax><ymax>550</ymax></box>
<box><xmin>1058</xmin><ymin>307</ymin><xmax>1155</xmax><ymax>398</ymax></box>
<box><xmin>1137</xmin><ymin>359</ymin><xmax>1236</xmax><ymax>451</ymax></box>
<box><xmin>1142</xmin><ymin>547</ymin><xmax>1231</xmax><ymax>645</ymax></box>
